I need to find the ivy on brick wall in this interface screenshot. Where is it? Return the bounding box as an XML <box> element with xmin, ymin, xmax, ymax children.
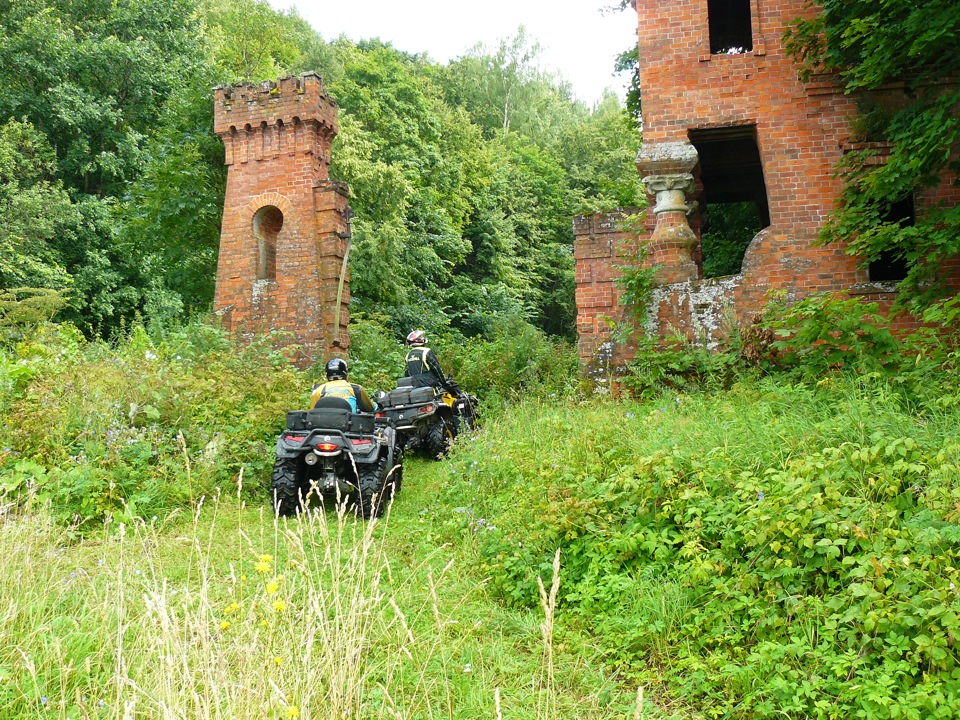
<box><xmin>785</xmin><ymin>0</ymin><xmax>960</xmax><ymax>310</ymax></box>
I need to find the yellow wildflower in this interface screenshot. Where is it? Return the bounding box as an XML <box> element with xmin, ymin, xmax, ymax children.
<box><xmin>273</xmin><ymin>599</ymin><xmax>286</xmax><ymax>613</ymax></box>
<box><xmin>259</xmin><ymin>554</ymin><xmax>273</xmax><ymax>563</ymax></box>
<box><xmin>254</xmin><ymin>560</ymin><xmax>271</xmax><ymax>574</ymax></box>
<box><xmin>261</xmin><ymin>619</ymin><xmax>270</xmax><ymax>628</ymax></box>
<box><xmin>266</xmin><ymin>580</ymin><xmax>280</xmax><ymax>595</ymax></box>
<box><xmin>220</xmin><ymin>620</ymin><xmax>231</xmax><ymax>631</ymax></box>
<box><xmin>224</xmin><ymin>602</ymin><xmax>241</xmax><ymax>614</ymax></box>
<box><xmin>286</xmin><ymin>706</ymin><xmax>300</xmax><ymax>719</ymax></box>
<box><xmin>274</xmin><ymin>656</ymin><xmax>283</xmax><ymax>666</ymax></box>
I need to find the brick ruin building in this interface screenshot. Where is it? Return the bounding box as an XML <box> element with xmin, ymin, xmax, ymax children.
<box><xmin>575</xmin><ymin>0</ymin><xmax>960</xmax><ymax>371</ymax></box>
<box><xmin>212</xmin><ymin>73</ymin><xmax>351</xmax><ymax>367</ymax></box>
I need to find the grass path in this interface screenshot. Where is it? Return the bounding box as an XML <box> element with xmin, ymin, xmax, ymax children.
<box><xmin>1</xmin><ymin>455</ymin><xmax>661</xmax><ymax>719</ymax></box>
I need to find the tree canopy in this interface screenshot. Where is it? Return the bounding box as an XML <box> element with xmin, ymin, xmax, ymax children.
<box><xmin>0</xmin><ymin>0</ymin><xmax>642</xmax><ymax>341</ymax></box>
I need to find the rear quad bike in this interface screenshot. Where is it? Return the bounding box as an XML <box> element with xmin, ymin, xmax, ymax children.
<box><xmin>271</xmin><ymin>397</ymin><xmax>402</xmax><ymax>518</ymax></box>
<box><xmin>375</xmin><ymin>376</ymin><xmax>478</xmax><ymax>460</ymax></box>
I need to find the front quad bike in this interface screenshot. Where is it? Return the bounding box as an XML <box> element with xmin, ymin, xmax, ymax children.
<box><xmin>271</xmin><ymin>399</ymin><xmax>401</xmax><ymax>519</ymax></box>
<box><xmin>376</xmin><ymin>376</ymin><xmax>479</xmax><ymax>460</ymax></box>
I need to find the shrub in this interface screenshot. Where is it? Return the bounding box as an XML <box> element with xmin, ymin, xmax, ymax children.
<box><xmin>0</xmin><ymin>321</ymin><xmax>303</xmax><ymax>529</ymax></box>
<box><xmin>435</xmin><ymin>374</ymin><xmax>960</xmax><ymax>718</ymax></box>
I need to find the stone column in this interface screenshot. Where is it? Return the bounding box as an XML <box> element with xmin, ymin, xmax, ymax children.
<box><xmin>636</xmin><ymin>142</ymin><xmax>699</xmax><ymax>284</ymax></box>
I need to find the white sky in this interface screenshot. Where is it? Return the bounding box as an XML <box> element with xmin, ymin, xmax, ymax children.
<box><xmin>271</xmin><ymin>0</ymin><xmax>638</xmax><ymax>107</ymax></box>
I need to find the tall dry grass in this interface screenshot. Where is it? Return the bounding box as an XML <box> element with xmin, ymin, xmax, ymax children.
<box><xmin>0</xmin><ymin>487</ymin><xmax>483</xmax><ymax>719</ymax></box>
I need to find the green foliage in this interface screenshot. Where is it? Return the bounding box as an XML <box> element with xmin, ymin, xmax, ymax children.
<box><xmin>0</xmin><ymin>321</ymin><xmax>303</xmax><ymax>529</ymax></box>
<box><xmin>341</xmin><ymin>315</ymin><xmax>408</xmax><ymax>392</ymax></box>
<box><xmin>613</xmin><ymin>213</ymin><xmax>655</xmax><ymax>328</ymax></box>
<box><xmin>0</xmin><ymin>289</ymin><xmax>68</xmax><ymax>344</ymax></box>
<box><xmin>620</xmin><ymin>333</ymin><xmax>748</xmax><ymax>400</ymax></box>
<box><xmin>344</xmin><ymin>314</ymin><xmax>579</xmax><ymax>405</ymax></box>
<box><xmin>0</xmin><ymin>118</ymin><xmax>79</xmax><ymax>292</ymax></box>
<box><xmin>784</xmin><ymin>0</ymin><xmax>960</xmax><ymax>309</ymax></box>
<box><xmin>700</xmin><ymin>201</ymin><xmax>761</xmax><ymax>278</ymax></box>
<box><xmin>761</xmin><ymin>291</ymin><xmax>903</xmax><ymax>377</ymax></box>
<box><xmin>437</xmin><ymin>365</ymin><xmax>960</xmax><ymax>718</ymax></box>
<box><xmin>438</xmin><ymin>315</ymin><xmax>580</xmax><ymax>404</ymax></box>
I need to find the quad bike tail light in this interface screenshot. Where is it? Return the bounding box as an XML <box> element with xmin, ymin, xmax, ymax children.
<box><xmin>316</xmin><ymin>442</ymin><xmax>340</xmax><ymax>453</ymax></box>
<box><xmin>418</xmin><ymin>404</ymin><xmax>434</xmax><ymax>414</ymax></box>
<box><xmin>351</xmin><ymin>438</ymin><xmax>374</xmax><ymax>447</ymax></box>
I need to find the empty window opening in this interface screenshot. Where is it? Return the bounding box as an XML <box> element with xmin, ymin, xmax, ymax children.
<box><xmin>708</xmin><ymin>0</ymin><xmax>753</xmax><ymax>54</ymax></box>
<box><xmin>868</xmin><ymin>195</ymin><xmax>913</xmax><ymax>283</ymax></box>
<box><xmin>253</xmin><ymin>205</ymin><xmax>283</xmax><ymax>280</ymax></box>
<box><xmin>689</xmin><ymin>126</ymin><xmax>769</xmax><ymax>278</ymax></box>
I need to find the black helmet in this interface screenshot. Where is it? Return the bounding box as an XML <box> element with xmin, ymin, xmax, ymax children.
<box><xmin>325</xmin><ymin>357</ymin><xmax>348</xmax><ymax>380</ymax></box>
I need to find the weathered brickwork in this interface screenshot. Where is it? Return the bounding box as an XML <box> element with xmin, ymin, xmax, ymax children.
<box><xmin>573</xmin><ymin>0</ymin><xmax>960</xmax><ymax>366</ymax></box>
<box><xmin>213</xmin><ymin>73</ymin><xmax>351</xmax><ymax>367</ymax></box>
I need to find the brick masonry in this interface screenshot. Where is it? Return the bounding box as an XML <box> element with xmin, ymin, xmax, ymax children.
<box><xmin>213</xmin><ymin>73</ymin><xmax>351</xmax><ymax>368</ymax></box>
<box><xmin>574</xmin><ymin>0</ymin><xmax>960</xmax><ymax>367</ymax></box>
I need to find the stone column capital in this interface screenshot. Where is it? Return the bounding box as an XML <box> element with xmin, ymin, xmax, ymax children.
<box><xmin>643</xmin><ymin>173</ymin><xmax>696</xmax><ymax>215</ymax></box>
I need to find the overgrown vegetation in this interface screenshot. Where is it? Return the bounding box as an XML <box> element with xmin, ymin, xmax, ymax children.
<box><xmin>0</xmin><ymin>318</ymin><xmax>577</xmax><ymax>529</ymax></box>
<box><xmin>0</xmin><ymin>482</ymin><xmax>648</xmax><ymax>718</ymax></box>
<box><xmin>435</xmin><ymin>301</ymin><xmax>960</xmax><ymax>718</ymax></box>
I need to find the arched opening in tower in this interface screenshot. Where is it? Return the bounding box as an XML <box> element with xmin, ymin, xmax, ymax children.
<box><xmin>252</xmin><ymin>205</ymin><xmax>283</xmax><ymax>281</ymax></box>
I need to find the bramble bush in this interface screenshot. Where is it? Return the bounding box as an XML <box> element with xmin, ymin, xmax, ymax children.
<box><xmin>0</xmin><ymin>321</ymin><xmax>304</xmax><ymax>529</ymax></box>
<box><xmin>436</xmin><ymin>350</ymin><xmax>960</xmax><ymax>717</ymax></box>
<box><xmin>620</xmin><ymin>291</ymin><xmax>960</xmax><ymax>401</ymax></box>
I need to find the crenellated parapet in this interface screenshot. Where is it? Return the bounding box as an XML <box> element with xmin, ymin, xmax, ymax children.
<box><xmin>212</xmin><ymin>73</ymin><xmax>351</xmax><ymax>368</ymax></box>
<box><xmin>213</xmin><ymin>73</ymin><xmax>339</xmax><ymax>176</ymax></box>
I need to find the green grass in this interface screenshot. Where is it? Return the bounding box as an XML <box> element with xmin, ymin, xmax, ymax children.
<box><xmin>1</xmin><ymin>455</ymin><xmax>671</xmax><ymax>719</ymax></box>
<box><xmin>6</xmin><ymin>318</ymin><xmax>960</xmax><ymax>718</ymax></box>
<box><xmin>433</xmin><ymin>376</ymin><xmax>960</xmax><ymax>719</ymax></box>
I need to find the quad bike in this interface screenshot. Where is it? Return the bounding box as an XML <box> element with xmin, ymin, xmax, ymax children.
<box><xmin>375</xmin><ymin>376</ymin><xmax>479</xmax><ymax>460</ymax></box>
<box><xmin>271</xmin><ymin>397</ymin><xmax>402</xmax><ymax>518</ymax></box>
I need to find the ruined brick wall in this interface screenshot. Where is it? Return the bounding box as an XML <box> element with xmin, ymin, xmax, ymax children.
<box><xmin>213</xmin><ymin>73</ymin><xmax>351</xmax><ymax>367</ymax></box>
<box><xmin>573</xmin><ymin>209</ymin><xmax>639</xmax><ymax>371</ymax></box>
<box><xmin>573</xmin><ymin>1</ymin><xmax>959</xmax><ymax>366</ymax></box>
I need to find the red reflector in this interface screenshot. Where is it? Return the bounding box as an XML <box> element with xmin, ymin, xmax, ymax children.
<box><xmin>284</xmin><ymin>434</ymin><xmax>306</xmax><ymax>444</ymax></box>
<box><xmin>375</xmin><ymin>412</ymin><xmax>385</xmax><ymax>418</ymax></box>
<box><xmin>418</xmin><ymin>405</ymin><xmax>434</xmax><ymax>413</ymax></box>
<box><xmin>351</xmin><ymin>438</ymin><xmax>373</xmax><ymax>446</ymax></box>
<box><xmin>316</xmin><ymin>442</ymin><xmax>339</xmax><ymax>452</ymax></box>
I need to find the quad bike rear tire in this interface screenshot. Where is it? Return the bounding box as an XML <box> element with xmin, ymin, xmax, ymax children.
<box><xmin>271</xmin><ymin>457</ymin><xmax>302</xmax><ymax>517</ymax></box>
<box><xmin>356</xmin><ymin>453</ymin><xmax>390</xmax><ymax>519</ymax></box>
<box><xmin>425</xmin><ymin>419</ymin><xmax>455</xmax><ymax>460</ymax></box>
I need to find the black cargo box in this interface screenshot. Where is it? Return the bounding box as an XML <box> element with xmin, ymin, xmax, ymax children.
<box><xmin>286</xmin><ymin>410</ymin><xmax>375</xmax><ymax>433</ymax></box>
<box><xmin>409</xmin><ymin>386</ymin><xmax>437</xmax><ymax>403</ymax></box>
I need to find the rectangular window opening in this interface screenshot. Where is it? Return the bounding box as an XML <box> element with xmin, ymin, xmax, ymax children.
<box><xmin>708</xmin><ymin>0</ymin><xmax>753</xmax><ymax>55</ymax></box>
<box><xmin>689</xmin><ymin>126</ymin><xmax>769</xmax><ymax>279</ymax></box>
<box><xmin>868</xmin><ymin>196</ymin><xmax>914</xmax><ymax>283</ymax></box>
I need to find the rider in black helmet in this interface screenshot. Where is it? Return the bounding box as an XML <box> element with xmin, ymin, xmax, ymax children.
<box><xmin>404</xmin><ymin>330</ymin><xmax>448</xmax><ymax>389</ymax></box>
<box><xmin>310</xmin><ymin>357</ymin><xmax>375</xmax><ymax>412</ymax></box>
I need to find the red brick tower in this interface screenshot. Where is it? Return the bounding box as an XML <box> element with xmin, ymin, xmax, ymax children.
<box><xmin>213</xmin><ymin>73</ymin><xmax>351</xmax><ymax>367</ymax></box>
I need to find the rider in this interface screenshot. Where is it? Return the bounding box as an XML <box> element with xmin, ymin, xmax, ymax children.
<box><xmin>310</xmin><ymin>357</ymin><xmax>376</xmax><ymax>412</ymax></box>
<box><xmin>404</xmin><ymin>330</ymin><xmax>449</xmax><ymax>389</ymax></box>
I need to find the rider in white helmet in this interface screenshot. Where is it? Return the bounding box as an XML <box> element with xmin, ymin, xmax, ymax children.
<box><xmin>404</xmin><ymin>331</ymin><xmax>448</xmax><ymax>389</ymax></box>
